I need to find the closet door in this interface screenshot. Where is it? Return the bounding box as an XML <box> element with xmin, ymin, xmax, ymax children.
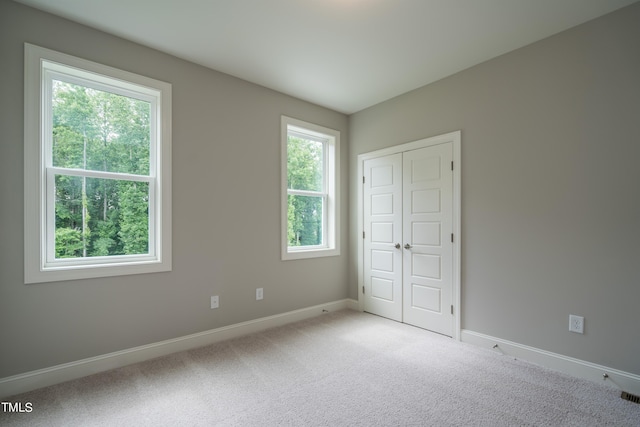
<box><xmin>363</xmin><ymin>154</ymin><xmax>403</xmax><ymax>321</ymax></box>
<box><xmin>361</xmin><ymin>138</ymin><xmax>456</xmax><ymax>337</ymax></box>
<box><xmin>402</xmin><ymin>143</ymin><xmax>453</xmax><ymax>336</ymax></box>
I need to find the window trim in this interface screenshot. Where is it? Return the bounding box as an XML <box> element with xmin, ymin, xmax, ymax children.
<box><xmin>281</xmin><ymin>116</ymin><xmax>340</xmax><ymax>260</ymax></box>
<box><xmin>24</xmin><ymin>43</ymin><xmax>172</xmax><ymax>283</ymax></box>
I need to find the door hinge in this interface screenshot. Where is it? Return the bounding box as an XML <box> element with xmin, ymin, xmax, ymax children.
<box><xmin>451</xmin><ymin>233</ymin><xmax>454</xmax><ymax>243</ymax></box>
<box><xmin>363</xmin><ymin>176</ymin><xmax>365</xmax><ymax>184</ymax></box>
<box><xmin>451</xmin><ymin>161</ymin><xmax>454</xmax><ymax>171</ymax></box>
<box><xmin>451</xmin><ymin>305</ymin><xmax>454</xmax><ymax>315</ymax></box>
<box><xmin>362</xmin><ymin>286</ymin><xmax>365</xmax><ymax>294</ymax></box>
<box><xmin>363</xmin><ymin>231</ymin><xmax>365</xmax><ymax>239</ymax></box>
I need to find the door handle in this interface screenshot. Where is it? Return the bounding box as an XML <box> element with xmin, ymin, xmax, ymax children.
<box><xmin>395</xmin><ymin>243</ymin><xmax>401</xmax><ymax>249</ymax></box>
<box><xmin>404</xmin><ymin>243</ymin><xmax>412</xmax><ymax>250</ymax></box>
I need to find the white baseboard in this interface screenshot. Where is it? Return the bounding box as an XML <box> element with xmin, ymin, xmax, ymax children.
<box><xmin>0</xmin><ymin>299</ymin><xmax>358</xmax><ymax>399</ymax></box>
<box><xmin>461</xmin><ymin>329</ymin><xmax>640</xmax><ymax>396</ymax></box>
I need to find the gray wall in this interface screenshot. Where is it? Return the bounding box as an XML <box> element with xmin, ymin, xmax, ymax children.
<box><xmin>0</xmin><ymin>1</ymin><xmax>349</xmax><ymax>378</ymax></box>
<box><xmin>349</xmin><ymin>3</ymin><xmax>640</xmax><ymax>375</ymax></box>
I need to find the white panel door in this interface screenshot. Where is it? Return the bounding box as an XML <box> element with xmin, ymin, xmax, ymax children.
<box><xmin>363</xmin><ymin>154</ymin><xmax>403</xmax><ymax>321</ymax></box>
<box><xmin>402</xmin><ymin>143</ymin><xmax>453</xmax><ymax>336</ymax></box>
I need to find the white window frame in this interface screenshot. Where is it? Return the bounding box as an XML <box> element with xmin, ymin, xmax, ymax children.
<box><xmin>24</xmin><ymin>44</ymin><xmax>172</xmax><ymax>283</ymax></box>
<box><xmin>281</xmin><ymin>116</ymin><xmax>340</xmax><ymax>260</ymax></box>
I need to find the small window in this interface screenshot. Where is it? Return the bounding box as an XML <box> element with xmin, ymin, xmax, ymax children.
<box><xmin>281</xmin><ymin>116</ymin><xmax>340</xmax><ymax>260</ymax></box>
<box><xmin>24</xmin><ymin>44</ymin><xmax>172</xmax><ymax>283</ymax></box>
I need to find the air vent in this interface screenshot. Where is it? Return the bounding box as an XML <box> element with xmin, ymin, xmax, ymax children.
<box><xmin>621</xmin><ymin>391</ymin><xmax>640</xmax><ymax>404</ymax></box>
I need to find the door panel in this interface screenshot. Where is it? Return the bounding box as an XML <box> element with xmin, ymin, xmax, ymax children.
<box><xmin>411</xmin><ymin>284</ymin><xmax>441</xmax><ymax>312</ymax></box>
<box><xmin>412</xmin><ymin>222</ymin><xmax>440</xmax><ymax>246</ymax></box>
<box><xmin>403</xmin><ymin>144</ymin><xmax>453</xmax><ymax>336</ymax></box>
<box><xmin>412</xmin><ymin>189</ymin><xmax>440</xmax><ymax>213</ymax></box>
<box><xmin>371</xmin><ymin>277</ymin><xmax>394</xmax><ymax>301</ymax></box>
<box><xmin>371</xmin><ymin>194</ymin><xmax>394</xmax><ymax>215</ymax></box>
<box><xmin>371</xmin><ymin>222</ymin><xmax>394</xmax><ymax>242</ymax></box>
<box><xmin>363</xmin><ymin>154</ymin><xmax>403</xmax><ymax>321</ymax></box>
<box><xmin>412</xmin><ymin>253</ymin><xmax>441</xmax><ymax>279</ymax></box>
<box><xmin>371</xmin><ymin>249</ymin><xmax>394</xmax><ymax>272</ymax></box>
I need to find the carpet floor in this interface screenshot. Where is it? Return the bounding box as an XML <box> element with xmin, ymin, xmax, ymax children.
<box><xmin>1</xmin><ymin>310</ymin><xmax>639</xmax><ymax>426</ymax></box>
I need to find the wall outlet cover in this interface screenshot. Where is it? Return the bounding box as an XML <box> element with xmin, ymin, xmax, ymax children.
<box><xmin>569</xmin><ymin>314</ymin><xmax>584</xmax><ymax>334</ymax></box>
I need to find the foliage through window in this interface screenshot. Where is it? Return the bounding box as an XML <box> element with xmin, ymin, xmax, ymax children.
<box><xmin>24</xmin><ymin>44</ymin><xmax>172</xmax><ymax>283</ymax></box>
<box><xmin>287</xmin><ymin>136</ymin><xmax>324</xmax><ymax>247</ymax></box>
<box><xmin>52</xmin><ymin>80</ymin><xmax>151</xmax><ymax>258</ymax></box>
<box><xmin>281</xmin><ymin>117</ymin><xmax>339</xmax><ymax>260</ymax></box>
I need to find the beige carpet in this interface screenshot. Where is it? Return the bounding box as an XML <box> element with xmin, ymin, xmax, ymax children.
<box><xmin>1</xmin><ymin>310</ymin><xmax>639</xmax><ymax>426</ymax></box>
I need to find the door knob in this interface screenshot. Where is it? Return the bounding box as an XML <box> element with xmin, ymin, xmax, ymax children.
<box><xmin>395</xmin><ymin>243</ymin><xmax>401</xmax><ymax>249</ymax></box>
<box><xmin>404</xmin><ymin>243</ymin><xmax>412</xmax><ymax>249</ymax></box>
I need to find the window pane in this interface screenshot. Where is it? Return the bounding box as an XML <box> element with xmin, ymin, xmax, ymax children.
<box><xmin>287</xmin><ymin>136</ymin><xmax>323</xmax><ymax>192</ymax></box>
<box><xmin>287</xmin><ymin>194</ymin><xmax>323</xmax><ymax>247</ymax></box>
<box><xmin>52</xmin><ymin>80</ymin><xmax>151</xmax><ymax>175</ymax></box>
<box><xmin>54</xmin><ymin>175</ymin><xmax>149</xmax><ymax>258</ymax></box>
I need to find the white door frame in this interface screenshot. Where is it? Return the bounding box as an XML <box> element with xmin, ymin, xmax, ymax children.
<box><xmin>357</xmin><ymin>131</ymin><xmax>462</xmax><ymax>340</ymax></box>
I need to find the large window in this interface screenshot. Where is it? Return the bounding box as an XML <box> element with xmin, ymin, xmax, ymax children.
<box><xmin>281</xmin><ymin>116</ymin><xmax>339</xmax><ymax>260</ymax></box>
<box><xmin>24</xmin><ymin>44</ymin><xmax>172</xmax><ymax>283</ymax></box>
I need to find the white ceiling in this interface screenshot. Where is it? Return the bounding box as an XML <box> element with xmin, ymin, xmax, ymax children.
<box><xmin>15</xmin><ymin>0</ymin><xmax>638</xmax><ymax>114</ymax></box>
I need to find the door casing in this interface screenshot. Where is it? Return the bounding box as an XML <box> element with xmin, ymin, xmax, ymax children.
<box><xmin>357</xmin><ymin>131</ymin><xmax>461</xmax><ymax>340</ymax></box>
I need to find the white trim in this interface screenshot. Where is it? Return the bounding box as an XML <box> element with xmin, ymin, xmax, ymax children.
<box><xmin>356</xmin><ymin>131</ymin><xmax>461</xmax><ymax>340</ymax></box>
<box><xmin>24</xmin><ymin>43</ymin><xmax>172</xmax><ymax>283</ymax></box>
<box><xmin>0</xmin><ymin>299</ymin><xmax>358</xmax><ymax>399</ymax></box>
<box><xmin>281</xmin><ymin>116</ymin><xmax>340</xmax><ymax>260</ymax></box>
<box><xmin>461</xmin><ymin>329</ymin><xmax>640</xmax><ymax>396</ymax></box>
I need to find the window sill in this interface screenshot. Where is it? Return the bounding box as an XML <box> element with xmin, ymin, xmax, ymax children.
<box><xmin>281</xmin><ymin>247</ymin><xmax>340</xmax><ymax>261</ymax></box>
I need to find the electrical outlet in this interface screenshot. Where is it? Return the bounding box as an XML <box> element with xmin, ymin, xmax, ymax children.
<box><xmin>256</xmin><ymin>288</ymin><xmax>263</xmax><ymax>301</ymax></box>
<box><xmin>569</xmin><ymin>314</ymin><xmax>584</xmax><ymax>334</ymax></box>
<box><xmin>210</xmin><ymin>295</ymin><xmax>219</xmax><ymax>309</ymax></box>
